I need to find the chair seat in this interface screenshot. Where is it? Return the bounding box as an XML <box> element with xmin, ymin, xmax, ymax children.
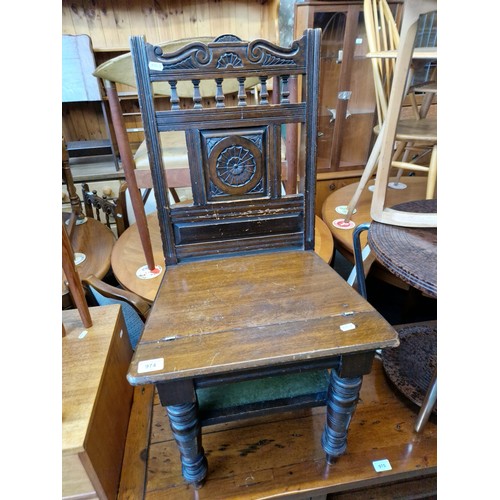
<box><xmin>374</xmin><ymin>118</ymin><xmax>437</xmax><ymax>142</ymax></box>
<box><xmin>128</xmin><ymin>250</ymin><xmax>398</xmax><ymax>385</ymax></box>
<box><xmin>134</xmin><ymin>131</ymin><xmax>189</xmax><ymax>169</ymax></box>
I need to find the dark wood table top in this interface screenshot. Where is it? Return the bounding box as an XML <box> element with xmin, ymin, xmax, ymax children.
<box><xmin>368</xmin><ymin>199</ymin><xmax>437</xmax><ymax>298</ymax></box>
<box><xmin>111</xmin><ymin>213</ymin><xmax>334</xmax><ymax>303</ymax></box>
<box><xmin>62</xmin><ymin>212</ymin><xmax>116</xmax><ymax>296</ymax></box>
<box><xmin>321</xmin><ymin>176</ymin><xmax>428</xmax><ymax>261</ymax></box>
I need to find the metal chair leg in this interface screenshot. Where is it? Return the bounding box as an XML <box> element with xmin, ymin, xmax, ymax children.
<box><xmin>352</xmin><ymin>223</ymin><xmax>371</xmax><ymax>299</ymax></box>
<box><xmin>414</xmin><ymin>367</ymin><xmax>437</xmax><ymax>432</ymax></box>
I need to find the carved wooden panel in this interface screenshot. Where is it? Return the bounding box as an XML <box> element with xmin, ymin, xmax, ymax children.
<box><xmin>131</xmin><ymin>30</ymin><xmax>321</xmax><ymax>263</ymax></box>
<box><xmin>201</xmin><ymin>127</ymin><xmax>267</xmax><ymax>200</ymax></box>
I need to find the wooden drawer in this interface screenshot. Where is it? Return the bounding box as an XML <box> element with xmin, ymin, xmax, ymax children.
<box><xmin>62</xmin><ymin>305</ymin><xmax>134</xmax><ymax>499</ymax></box>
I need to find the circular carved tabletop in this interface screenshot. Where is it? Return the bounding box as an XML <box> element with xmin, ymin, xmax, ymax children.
<box><xmin>368</xmin><ymin>199</ymin><xmax>437</xmax><ymax>416</ymax></box>
<box><xmin>368</xmin><ymin>199</ymin><xmax>437</xmax><ymax>298</ymax></box>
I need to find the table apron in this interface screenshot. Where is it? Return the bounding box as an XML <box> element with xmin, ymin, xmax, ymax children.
<box><xmin>155</xmin><ymin>350</ymin><xmax>376</xmax><ymax>406</ymax></box>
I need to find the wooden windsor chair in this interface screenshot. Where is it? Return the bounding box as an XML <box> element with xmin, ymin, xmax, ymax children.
<box><xmin>342</xmin><ymin>0</ymin><xmax>437</xmax><ymax>226</ymax></box>
<box><xmin>370</xmin><ymin>0</ymin><xmax>437</xmax><ymax>227</ymax></box>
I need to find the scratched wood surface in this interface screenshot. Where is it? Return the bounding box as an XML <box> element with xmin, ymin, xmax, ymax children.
<box><xmin>128</xmin><ymin>251</ymin><xmax>399</xmax><ymax>385</ymax></box>
<box><xmin>117</xmin><ymin>357</ymin><xmax>437</xmax><ymax>499</ymax></box>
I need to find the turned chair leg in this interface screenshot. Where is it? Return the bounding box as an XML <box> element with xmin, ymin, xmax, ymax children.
<box><xmin>344</xmin><ymin>132</ymin><xmax>383</xmax><ymax>222</ymax></box>
<box><xmin>166</xmin><ymin>402</ymin><xmax>208</xmax><ymax>488</ymax></box>
<box><xmin>426</xmin><ymin>145</ymin><xmax>437</xmax><ymax>200</ymax></box>
<box><xmin>321</xmin><ymin>368</ymin><xmax>363</xmax><ymax>463</ymax></box>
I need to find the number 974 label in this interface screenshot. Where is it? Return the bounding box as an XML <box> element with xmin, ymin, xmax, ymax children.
<box><xmin>138</xmin><ymin>358</ymin><xmax>164</xmax><ymax>374</ymax></box>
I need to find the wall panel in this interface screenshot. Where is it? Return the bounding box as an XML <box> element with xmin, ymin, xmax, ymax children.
<box><xmin>62</xmin><ymin>0</ymin><xmax>280</xmax><ymax>50</ymax></box>
<box><xmin>62</xmin><ymin>0</ymin><xmax>280</xmax><ymax>145</ymax></box>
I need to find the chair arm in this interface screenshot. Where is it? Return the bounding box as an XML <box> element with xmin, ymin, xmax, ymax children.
<box><xmin>82</xmin><ymin>275</ymin><xmax>151</xmax><ymax>320</ymax></box>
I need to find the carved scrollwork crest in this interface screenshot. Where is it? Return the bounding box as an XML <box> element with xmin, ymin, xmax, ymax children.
<box><xmin>148</xmin><ymin>34</ymin><xmax>303</xmax><ymax>73</ymax></box>
<box><xmin>151</xmin><ymin>42</ymin><xmax>211</xmax><ymax>70</ymax></box>
<box><xmin>247</xmin><ymin>39</ymin><xmax>301</xmax><ymax>66</ymax></box>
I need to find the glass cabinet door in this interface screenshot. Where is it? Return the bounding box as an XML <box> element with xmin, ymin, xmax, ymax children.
<box><xmin>313</xmin><ymin>5</ymin><xmax>375</xmax><ymax>173</ymax></box>
<box><xmin>314</xmin><ymin>10</ymin><xmax>348</xmax><ymax>172</ymax></box>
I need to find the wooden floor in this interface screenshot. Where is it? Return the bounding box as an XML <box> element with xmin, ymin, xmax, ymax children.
<box><xmin>117</xmin><ymin>357</ymin><xmax>437</xmax><ymax>499</ymax></box>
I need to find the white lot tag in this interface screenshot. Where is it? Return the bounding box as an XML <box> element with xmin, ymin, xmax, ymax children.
<box><xmin>388</xmin><ymin>181</ymin><xmax>407</xmax><ymax>190</ymax></box>
<box><xmin>138</xmin><ymin>358</ymin><xmax>164</xmax><ymax>373</ymax></box>
<box><xmin>372</xmin><ymin>459</ymin><xmax>392</xmax><ymax>472</ymax></box>
<box><xmin>332</xmin><ymin>219</ymin><xmax>356</xmax><ymax>230</ymax></box>
<box><xmin>340</xmin><ymin>323</ymin><xmax>356</xmax><ymax>332</ymax></box>
<box><xmin>149</xmin><ymin>61</ymin><xmax>163</xmax><ymax>71</ymax></box>
<box><xmin>335</xmin><ymin>205</ymin><xmax>357</xmax><ymax>216</ymax></box>
<box><xmin>74</xmin><ymin>252</ymin><xmax>86</xmax><ymax>265</ymax></box>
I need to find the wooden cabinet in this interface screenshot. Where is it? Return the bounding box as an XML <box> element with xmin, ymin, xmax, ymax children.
<box><xmin>294</xmin><ymin>1</ymin><xmax>402</xmax><ymax>175</ymax></box>
<box><xmin>62</xmin><ymin>304</ymin><xmax>134</xmax><ymax>499</ymax></box>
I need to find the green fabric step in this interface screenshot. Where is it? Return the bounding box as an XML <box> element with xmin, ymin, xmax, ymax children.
<box><xmin>197</xmin><ymin>369</ymin><xmax>330</xmax><ymax>412</ymax></box>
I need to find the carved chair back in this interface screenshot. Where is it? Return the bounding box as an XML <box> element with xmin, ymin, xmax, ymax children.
<box><xmin>81</xmin><ymin>182</ymin><xmax>129</xmax><ymax>237</ymax></box>
<box><xmin>130</xmin><ymin>30</ymin><xmax>321</xmax><ymax>265</ymax></box>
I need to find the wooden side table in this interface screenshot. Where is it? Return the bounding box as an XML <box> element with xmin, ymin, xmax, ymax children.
<box><xmin>62</xmin><ymin>212</ymin><xmax>116</xmax><ymax>308</ymax></box>
<box><xmin>62</xmin><ymin>304</ymin><xmax>134</xmax><ymax>499</ymax></box>
<box><xmin>322</xmin><ymin>176</ymin><xmax>428</xmax><ymax>288</ymax></box>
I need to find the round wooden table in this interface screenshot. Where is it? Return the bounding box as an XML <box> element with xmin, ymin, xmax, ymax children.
<box><xmin>111</xmin><ymin>213</ymin><xmax>334</xmax><ymax>303</ymax></box>
<box><xmin>369</xmin><ymin>199</ymin><xmax>437</xmax><ymax>430</ymax></box>
<box><xmin>321</xmin><ymin>176</ymin><xmax>428</xmax><ymax>286</ymax></box>
<box><xmin>62</xmin><ymin>213</ymin><xmax>116</xmax><ymax>300</ymax></box>
<box><xmin>322</xmin><ymin>176</ymin><xmax>428</xmax><ymax>260</ymax></box>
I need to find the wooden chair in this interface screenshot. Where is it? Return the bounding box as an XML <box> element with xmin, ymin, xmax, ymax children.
<box><xmin>127</xmin><ymin>30</ymin><xmax>398</xmax><ymax>488</ymax></box>
<box><xmin>81</xmin><ymin>182</ymin><xmax>129</xmax><ymax>237</ymax></box>
<box><xmin>342</xmin><ymin>0</ymin><xmax>437</xmax><ymax>224</ymax></box>
<box><xmin>64</xmin><ymin>136</ymin><xmax>149</xmax><ymax>341</ymax></box>
<box><xmin>370</xmin><ymin>0</ymin><xmax>437</xmax><ymax>227</ymax></box>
